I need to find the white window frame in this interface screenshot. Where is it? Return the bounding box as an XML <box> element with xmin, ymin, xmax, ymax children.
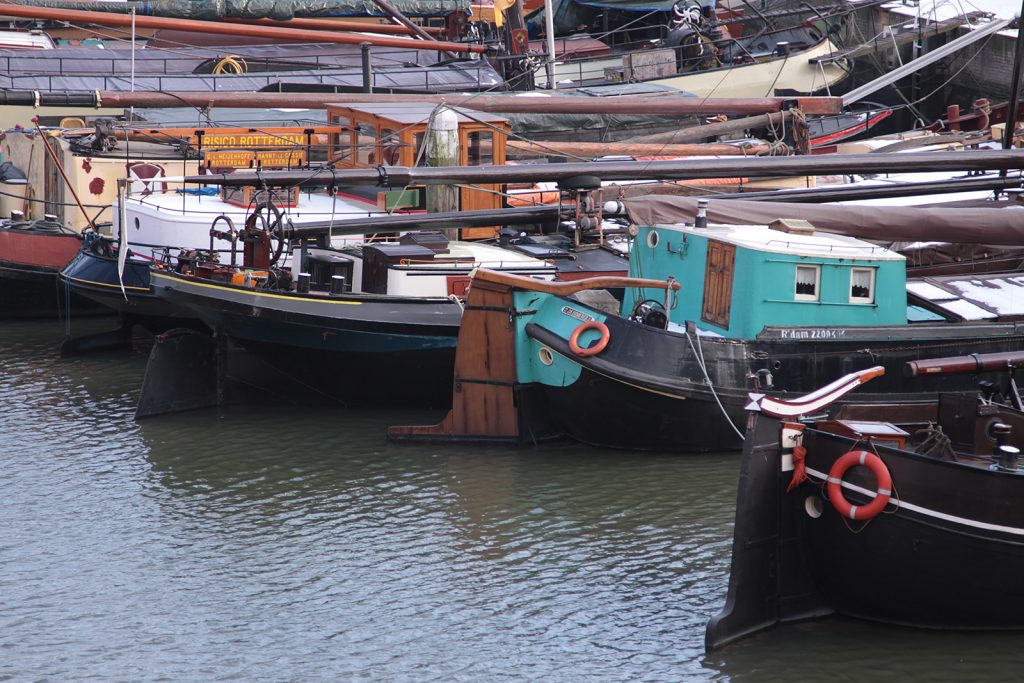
<box><xmin>794</xmin><ymin>264</ymin><xmax>820</xmax><ymax>302</ymax></box>
<box><xmin>849</xmin><ymin>267</ymin><xmax>876</xmax><ymax>304</ymax></box>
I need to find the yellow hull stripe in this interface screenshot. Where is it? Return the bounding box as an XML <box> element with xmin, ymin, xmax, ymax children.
<box><xmin>151</xmin><ymin>270</ymin><xmax>362</xmax><ymax>306</ymax></box>
<box><xmin>64</xmin><ymin>275</ymin><xmax>150</xmax><ymax>292</ymax></box>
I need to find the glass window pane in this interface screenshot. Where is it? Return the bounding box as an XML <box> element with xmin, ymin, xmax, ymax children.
<box><xmin>467</xmin><ymin>131</ymin><xmax>494</xmax><ymax>166</ymax></box>
<box><xmin>795</xmin><ymin>265</ymin><xmax>819</xmax><ymax>300</ymax></box>
<box><xmin>413</xmin><ymin>132</ymin><xmax>428</xmax><ymax>167</ymax></box>
<box><xmin>851</xmin><ymin>267</ymin><xmax>874</xmax><ymax>303</ymax></box>
<box><xmin>330</xmin><ymin>114</ymin><xmax>352</xmax><ymax>164</ymax></box>
<box><xmin>310</xmin><ymin>132</ymin><xmax>329</xmax><ymax>163</ymax></box>
<box><xmin>380</xmin><ymin>128</ymin><xmax>401</xmax><ymax>166</ymax></box>
<box><xmin>356</xmin><ymin>123</ymin><xmax>377</xmax><ymax>166</ymax></box>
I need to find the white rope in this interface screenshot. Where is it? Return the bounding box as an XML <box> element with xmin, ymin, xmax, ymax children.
<box><xmin>684</xmin><ymin>327</ymin><xmax>744</xmax><ymax>440</ymax></box>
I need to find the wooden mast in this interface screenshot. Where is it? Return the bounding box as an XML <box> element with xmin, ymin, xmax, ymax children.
<box><xmin>0</xmin><ymin>2</ymin><xmax>486</xmax><ymax>54</ymax></box>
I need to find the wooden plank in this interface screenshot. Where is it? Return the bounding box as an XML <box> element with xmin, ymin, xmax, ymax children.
<box><xmin>470</xmin><ymin>268</ymin><xmax>680</xmax><ymax>295</ymax></box>
<box><xmin>388</xmin><ymin>277</ymin><xmax>519</xmax><ymax>441</ymax></box>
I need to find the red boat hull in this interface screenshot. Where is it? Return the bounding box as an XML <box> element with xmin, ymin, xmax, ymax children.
<box><xmin>0</xmin><ymin>228</ymin><xmax>102</xmax><ymax>318</ymax></box>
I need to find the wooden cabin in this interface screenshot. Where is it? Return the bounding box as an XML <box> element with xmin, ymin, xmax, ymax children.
<box><xmin>327</xmin><ymin>103</ymin><xmax>509</xmax><ymax>239</ymax></box>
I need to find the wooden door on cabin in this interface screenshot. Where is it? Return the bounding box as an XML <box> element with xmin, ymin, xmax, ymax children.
<box><xmin>460</xmin><ymin>129</ymin><xmax>502</xmax><ymax>239</ymax></box>
<box><xmin>701</xmin><ymin>240</ymin><xmax>735</xmax><ymax>329</ymax></box>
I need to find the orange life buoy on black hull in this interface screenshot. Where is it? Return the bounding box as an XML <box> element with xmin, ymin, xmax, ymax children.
<box><xmin>568</xmin><ymin>321</ymin><xmax>610</xmax><ymax>357</ymax></box>
<box><xmin>827</xmin><ymin>449</ymin><xmax>892</xmax><ymax>521</ymax></box>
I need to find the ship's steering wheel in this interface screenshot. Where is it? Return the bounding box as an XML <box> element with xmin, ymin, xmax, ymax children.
<box><xmin>631</xmin><ymin>299</ymin><xmax>669</xmax><ymax>329</ymax></box>
<box><xmin>245</xmin><ymin>202</ymin><xmax>288</xmax><ymax>266</ymax></box>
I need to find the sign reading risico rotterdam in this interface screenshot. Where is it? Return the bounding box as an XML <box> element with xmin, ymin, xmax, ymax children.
<box><xmin>177</xmin><ymin>128</ymin><xmax>325</xmax><ymax>169</ymax></box>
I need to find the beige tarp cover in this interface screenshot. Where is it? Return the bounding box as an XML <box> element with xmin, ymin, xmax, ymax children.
<box><xmin>622</xmin><ymin>196</ymin><xmax>1024</xmax><ymax>245</ymax></box>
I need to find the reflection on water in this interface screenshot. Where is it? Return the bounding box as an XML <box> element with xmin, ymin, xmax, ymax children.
<box><xmin>4</xmin><ymin>320</ymin><xmax>1024</xmax><ymax>680</ymax></box>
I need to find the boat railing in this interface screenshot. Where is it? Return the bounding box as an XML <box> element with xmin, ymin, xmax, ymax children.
<box><xmin>132</xmin><ymin>198</ymin><xmax>385</xmax><ymax>224</ymax></box>
<box><xmin>4</xmin><ymin>57</ymin><xmax>498</xmax><ymax>93</ymax></box>
<box><xmin>762</xmin><ymin>239</ymin><xmax>892</xmax><ymax>256</ymax></box>
<box><xmin>471</xmin><ymin>267</ymin><xmax>679</xmax><ymax>297</ymax></box>
<box><xmin>122</xmin><ymin>238</ymin><xmax>240</xmax><ymax>259</ymax></box>
<box><xmin>397</xmin><ymin>257</ymin><xmax>556</xmax><ymax>272</ymax></box>
<box><xmin>747</xmin><ymin>366</ymin><xmax>886</xmax><ymax>418</ymax></box>
<box><xmin>536</xmin><ymin>21</ymin><xmax>817</xmax><ymax>87</ymax></box>
<box><xmin>0</xmin><ymin>44</ymin><xmax>464</xmax><ymax>77</ymax></box>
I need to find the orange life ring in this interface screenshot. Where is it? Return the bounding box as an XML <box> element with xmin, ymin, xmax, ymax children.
<box><xmin>568</xmin><ymin>320</ymin><xmax>610</xmax><ymax>357</ymax></box>
<box><xmin>827</xmin><ymin>449</ymin><xmax>892</xmax><ymax>521</ymax></box>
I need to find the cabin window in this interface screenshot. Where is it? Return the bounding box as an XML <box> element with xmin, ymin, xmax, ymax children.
<box><xmin>467</xmin><ymin>131</ymin><xmax>494</xmax><ymax>166</ymax></box>
<box><xmin>308</xmin><ymin>133</ymin><xmax>329</xmax><ymax>163</ymax></box>
<box><xmin>380</xmin><ymin>128</ymin><xmax>401</xmax><ymax>166</ymax></box>
<box><xmin>850</xmin><ymin>267</ymin><xmax>876</xmax><ymax>304</ymax></box>
<box><xmin>356</xmin><ymin>123</ymin><xmax>377</xmax><ymax>166</ymax></box>
<box><xmin>413</xmin><ymin>132</ymin><xmax>429</xmax><ymax>167</ymax></box>
<box><xmin>795</xmin><ymin>264</ymin><xmax>820</xmax><ymax>301</ymax></box>
<box><xmin>330</xmin><ymin>114</ymin><xmax>352</xmax><ymax>164</ymax></box>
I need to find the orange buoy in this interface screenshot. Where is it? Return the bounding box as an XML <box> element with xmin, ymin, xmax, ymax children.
<box><xmin>568</xmin><ymin>320</ymin><xmax>610</xmax><ymax>357</ymax></box>
<box><xmin>827</xmin><ymin>449</ymin><xmax>892</xmax><ymax>521</ymax></box>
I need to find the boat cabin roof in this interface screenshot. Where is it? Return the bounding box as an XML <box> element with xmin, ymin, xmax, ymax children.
<box><xmin>908</xmin><ymin>273</ymin><xmax>1024</xmax><ymax>322</ymax></box>
<box><xmin>651</xmin><ymin>222</ymin><xmax>904</xmax><ymax>261</ymax></box>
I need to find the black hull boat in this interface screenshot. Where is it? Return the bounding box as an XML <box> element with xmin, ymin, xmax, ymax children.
<box><xmin>135</xmin><ymin>267</ymin><xmax>464</xmax><ymax>415</ymax></box>
<box><xmin>57</xmin><ymin>241</ymin><xmax>208</xmax><ymax>355</ymax></box>
<box><xmin>390</xmin><ymin>195</ymin><xmax>1024</xmax><ymax>451</ymax></box>
<box><xmin>523</xmin><ymin>317</ymin><xmax>1024</xmax><ymax>452</ymax></box>
<box><xmin>152</xmin><ymin>266</ymin><xmax>462</xmax><ymax>403</ymax></box>
<box><xmin>809</xmin><ymin>105</ymin><xmax>893</xmax><ymax>149</ymax></box>
<box><xmin>706</xmin><ymin>353</ymin><xmax>1024</xmax><ymax>650</ymax></box>
<box><xmin>389</xmin><ymin>269</ymin><xmax>1024</xmax><ymax>451</ymax></box>
<box><xmin>135</xmin><ymin>230</ymin><xmax>556</xmax><ymax>416</ymax></box>
<box><xmin>0</xmin><ymin>257</ymin><xmax>70</xmax><ymax>319</ymax></box>
<box><xmin>59</xmin><ymin>243</ymin><xmax>194</xmax><ymax>329</ymax></box>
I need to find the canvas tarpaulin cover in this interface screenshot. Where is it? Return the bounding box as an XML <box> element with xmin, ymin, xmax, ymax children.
<box><xmin>572</xmin><ymin>0</ymin><xmax>677</xmax><ymax>12</ymax></box>
<box><xmin>623</xmin><ymin>195</ymin><xmax>1024</xmax><ymax>245</ymax></box>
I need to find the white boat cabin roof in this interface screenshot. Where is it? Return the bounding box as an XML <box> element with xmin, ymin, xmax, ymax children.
<box><xmin>651</xmin><ymin>222</ymin><xmax>905</xmax><ymax>261</ymax></box>
<box><xmin>444</xmin><ymin>241</ymin><xmax>556</xmax><ymax>270</ymax></box>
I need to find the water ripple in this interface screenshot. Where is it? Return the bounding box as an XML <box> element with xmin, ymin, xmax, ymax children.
<box><xmin>5</xmin><ymin>320</ymin><xmax>1017</xmax><ymax>680</ymax></box>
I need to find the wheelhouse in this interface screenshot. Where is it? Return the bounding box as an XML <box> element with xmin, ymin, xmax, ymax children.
<box><xmin>327</xmin><ymin>103</ymin><xmax>509</xmax><ymax>238</ymax></box>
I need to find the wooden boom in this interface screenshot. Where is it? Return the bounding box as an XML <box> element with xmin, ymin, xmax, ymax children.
<box><xmin>0</xmin><ymin>2</ymin><xmax>484</xmax><ymax>54</ymax></box>
<box><xmin>905</xmin><ymin>351</ymin><xmax>1024</xmax><ymax>377</ymax></box>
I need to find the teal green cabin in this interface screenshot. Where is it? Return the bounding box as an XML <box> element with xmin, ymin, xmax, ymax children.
<box><xmin>624</xmin><ymin>220</ymin><xmax>907</xmax><ymax>339</ymax></box>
